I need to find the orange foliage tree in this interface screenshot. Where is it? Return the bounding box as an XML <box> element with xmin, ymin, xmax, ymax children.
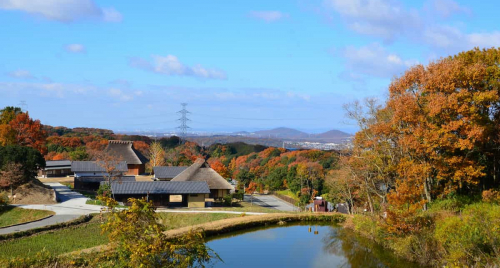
<box><xmin>9</xmin><ymin>112</ymin><xmax>47</xmax><ymax>155</ymax></box>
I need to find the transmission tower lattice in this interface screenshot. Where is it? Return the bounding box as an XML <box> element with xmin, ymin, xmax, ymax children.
<box><xmin>177</xmin><ymin>103</ymin><xmax>190</xmax><ymax>142</ymax></box>
<box><xmin>18</xmin><ymin>101</ymin><xmax>28</xmax><ymax>112</ymax></box>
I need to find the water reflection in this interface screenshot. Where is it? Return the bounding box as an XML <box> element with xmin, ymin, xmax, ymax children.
<box><xmin>205</xmin><ymin>223</ymin><xmax>421</xmax><ymax>268</ymax></box>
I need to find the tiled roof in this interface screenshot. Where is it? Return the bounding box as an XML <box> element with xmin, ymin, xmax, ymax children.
<box><xmin>153</xmin><ymin>166</ymin><xmax>188</xmax><ymax>179</ymax></box>
<box><xmin>46</xmin><ymin>160</ymin><xmax>72</xmax><ymax>167</ymax></box>
<box><xmin>172</xmin><ymin>158</ymin><xmax>234</xmax><ymax>190</ymax></box>
<box><xmin>71</xmin><ymin>161</ymin><xmax>128</xmax><ymax>172</ymax></box>
<box><xmin>105</xmin><ymin>140</ymin><xmax>148</xmax><ymax>165</ymax></box>
<box><xmin>105</xmin><ymin>181</ymin><xmax>210</xmax><ymax>195</ymax></box>
<box><xmin>75</xmin><ymin>176</ymin><xmax>136</xmax><ymax>183</ymax></box>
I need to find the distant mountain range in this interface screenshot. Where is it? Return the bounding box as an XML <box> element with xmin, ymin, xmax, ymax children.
<box><xmin>233</xmin><ymin>127</ymin><xmax>352</xmax><ymax>143</ymax></box>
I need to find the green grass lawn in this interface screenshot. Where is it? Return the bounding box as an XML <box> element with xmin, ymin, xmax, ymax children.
<box><xmin>0</xmin><ymin>207</ymin><xmax>55</xmax><ymax>228</ymax></box>
<box><xmin>209</xmin><ymin>200</ymin><xmax>279</xmax><ymax>213</ymax></box>
<box><xmin>0</xmin><ymin>213</ymin><xmax>240</xmax><ymax>259</ymax></box>
<box><xmin>276</xmin><ymin>190</ymin><xmax>300</xmax><ymax>202</ymax></box>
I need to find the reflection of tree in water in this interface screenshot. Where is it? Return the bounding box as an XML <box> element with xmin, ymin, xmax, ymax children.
<box><xmin>322</xmin><ymin>228</ymin><xmax>421</xmax><ymax>268</ymax></box>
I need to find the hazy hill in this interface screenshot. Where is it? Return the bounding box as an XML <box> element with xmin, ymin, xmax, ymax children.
<box><xmin>234</xmin><ymin>127</ymin><xmax>352</xmax><ymax>143</ymax></box>
<box><xmin>253</xmin><ymin>127</ymin><xmax>309</xmax><ymax>139</ymax></box>
<box><xmin>315</xmin><ymin>129</ymin><xmax>351</xmax><ymax>139</ymax></box>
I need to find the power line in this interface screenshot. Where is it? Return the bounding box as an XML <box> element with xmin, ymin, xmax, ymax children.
<box><xmin>177</xmin><ymin>103</ymin><xmax>190</xmax><ymax>143</ymax></box>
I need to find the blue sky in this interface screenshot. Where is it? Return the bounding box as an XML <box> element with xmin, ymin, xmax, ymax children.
<box><xmin>1</xmin><ymin>0</ymin><xmax>499</xmax><ymax>134</ymax></box>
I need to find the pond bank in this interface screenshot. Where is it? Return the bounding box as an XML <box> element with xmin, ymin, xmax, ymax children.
<box><xmin>72</xmin><ymin>212</ymin><xmax>346</xmax><ymax>256</ymax></box>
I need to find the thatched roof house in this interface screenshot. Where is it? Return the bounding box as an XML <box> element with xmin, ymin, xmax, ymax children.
<box><xmin>171</xmin><ymin>158</ymin><xmax>234</xmax><ymax>199</ymax></box>
<box><xmin>105</xmin><ymin>140</ymin><xmax>148</xmax><ymax>175</ymax></box>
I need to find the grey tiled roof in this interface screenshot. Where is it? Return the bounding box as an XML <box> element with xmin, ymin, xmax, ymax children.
<box><xmin>71</xmin><ymin>161</ymin><xmax>128</xmax><ymax>172</ymax></box>
<box><xmin>153</xmin><ymin>166</ymin><xmax>188</xmax><ymax>179</ymax></box>
<box><xmin>105</xmin><ymin>181</ymin><xmax>210</xmax><ymax>195</ymax></box>
<box><xmin>46</xmin><ymin>160</ymin><xmax>72</xmax><ymax>167</ymax></box>
<box><xmin>75</xmin><ymin>176</ymin><xmax>136</xmax><ymax>183</ymax></box>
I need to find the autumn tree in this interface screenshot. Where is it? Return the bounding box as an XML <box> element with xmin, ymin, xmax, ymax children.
<box><xmin>0</xmin><ymin>162</ymin><xmax>24</xmax><ymax>195</ymax></box>
<box><xmin>0</xmin><ymin>107</ymin><xmax>22</xmax><ymax>124</ymax></box>
<box><xmin>9</xmin><ymin>112</ymin><xmax>47</xmax><ymax>155</ymax></box>
<box><xmin>148</xmin><ymin>141</ymin><xmax>165</xmax><ymax>172</ymax></box>
<box><xmin>100</xmin><ymin>197</ymin><xmax>218</xmax><ymax>267</ymax></box>
<box><xmin>210</xmin><ymin>159</ymin><xmax>231</xmax><ymax>179</ymax></box>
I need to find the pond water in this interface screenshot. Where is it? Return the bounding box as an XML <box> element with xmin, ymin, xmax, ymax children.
<box><xmin>206</xmin><ymin>224</ymin><xmax>422</xmax><ymax>268</ymax></box>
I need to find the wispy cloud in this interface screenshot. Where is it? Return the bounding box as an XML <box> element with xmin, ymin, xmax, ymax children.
<box><xmin>6</xmin><ymin>69</ymin><xmax>35</xmax><ymax>79</ymax></box>
<box><xmin>0</xmin><ymin>0</ymin><xmax>122</xmax><ymax>23</ymax></box>
<box><xmin>323</xmin><ymin>0</ymin><xmax>421</xmax><ymax>42</ymax></box>
<box><xmin>425</xmin><ymin>0</ymin><xmax>471</xmax><ymax>18</ymax></box>
<box><xmin>64</xmin><ymin>44</ymin><xmax>86</xmax><ymax>53</ymax></box>
<box><xmin>129</xmin><ymin>55</ymin><xmax>227</xmax><ymax>80</ymax></box>
<box><xmin>248</xmin><ymin>11</ymin><xmax>289</xmax><ymax>22</ymax></box>
<box><xmin>339</xmin><ymin>43</ymin><xmax>418</xmax><ymax>80</ymax></box>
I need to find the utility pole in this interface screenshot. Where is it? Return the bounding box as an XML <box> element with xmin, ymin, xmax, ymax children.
<box><xmin>177</xmin><ymin>103</ymin><xmax>190</xmax><ymax>144</ymax></box>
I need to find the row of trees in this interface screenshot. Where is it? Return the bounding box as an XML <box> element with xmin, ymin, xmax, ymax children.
<box><xmin>327</xmin><ymin>48</ymin><xmax>500</xmax><ymax>232</ymax></box>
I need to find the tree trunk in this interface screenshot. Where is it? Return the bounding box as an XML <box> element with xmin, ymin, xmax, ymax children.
<box><xmin>423</xmin><ymin>177</ymin><xmax>432</xmax><ymax>210</ymax></box>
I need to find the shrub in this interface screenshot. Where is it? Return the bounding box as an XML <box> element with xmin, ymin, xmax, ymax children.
<box><xmin>96</xmin><ymin>183</ymin><xmax>111</xmax><ymax>198</ymax></box>
<box><xmin>434</xmin><ymin>202</ymin><xmax>500</xmax><ymax>266</ymax></box>
<box><xmin>0</xmin><ymin>192</ymin><xmax>9</xmax><ymax>209</ymax></box>
<box><xmin>482</xmin><ymin>189</ymin><xmax>500</xmax><ymax>204</ymax></box>
<box><xmin>428</xmin><ymin>195</ymin><xmax>477</xmax><ymax>213</ymax></box>
<box><xmin>222</xmin><ymin>195</ymin><xmax>232</xmax><ymax>206</ymax></box>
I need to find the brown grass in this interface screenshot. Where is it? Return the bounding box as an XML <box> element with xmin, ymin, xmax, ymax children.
<box><xmin>9</xmin><ymin>181</ymin><xmax>56</xmax><ymax>204</ymax></box>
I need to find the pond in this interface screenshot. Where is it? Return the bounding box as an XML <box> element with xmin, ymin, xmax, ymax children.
<box><xmin>206</xmin><ymin>223</ymin><xmax>422</xmax><ymax>268</ymax></box>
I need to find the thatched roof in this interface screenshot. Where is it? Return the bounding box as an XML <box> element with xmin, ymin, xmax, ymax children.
<box><xmin>171</xmin><ymin>158</ymin><xmax>233</xmax><ymax>190</ymax></box>
<box><xmin>105</xmin><ymin>140</ymin><xmax>148</xmax><ymax>165</ymax></box>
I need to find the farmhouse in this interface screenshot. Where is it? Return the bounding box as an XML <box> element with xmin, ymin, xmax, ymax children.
<box><xmin>39</xmin><ymin>160</ymin><xmax>72</xmax><ymax>178</ymax></box>
<box><xmin>105</xmin><ymin>140</ymin><xmax>148</xmax><ymax>175</ymax></box>
<box><xmin>105</xmin><ymin>181</ymin><xmax>210</xmax><ymax>208</ymax></box>
<box><xmin>71</xmin><ymin>161</ymin><xmax>135</xmax><ymax>191</ymax></box>
<box><xmin>153</xmin><ymin>166</ymin><xmax>188</xmax><ymax>181</ymax></box>
<box><xmin>171</xmin><ymin>158</ymin><xmax>234</xmax><ymax>199</ymax></box>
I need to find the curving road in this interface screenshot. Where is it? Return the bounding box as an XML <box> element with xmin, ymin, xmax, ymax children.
<box><xmin>244</xmin><ymin>194</ymin><xmax>299</xmax><ymax>212</ymax></box>
<box><xmin>0</xmin><ymin>183</ymin><xmax>102</xmax><ymax>235</ymax></box>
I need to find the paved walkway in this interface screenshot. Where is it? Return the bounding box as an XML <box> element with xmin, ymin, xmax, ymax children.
<box><xmin>244</xmin><ymin>194</ymin><xmax>299</xmax><ymax>212</ymax></box>
<box><xmin>0</xmin><ymin>183</ymin><xmax>102</xmax><ymax>235</ymax></box>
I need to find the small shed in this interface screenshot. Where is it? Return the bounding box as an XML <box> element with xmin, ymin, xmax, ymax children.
<box><xmin>106</xmin><ymin>181</ymin><xmax>210</xmax><ymax>208</ymax></box>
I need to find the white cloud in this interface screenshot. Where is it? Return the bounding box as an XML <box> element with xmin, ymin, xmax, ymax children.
<box><xmin>248</xmin><ymin>11</ymin><xmax>289</xmax><ymax>22</ymax></box>
<box><xmin>102</xmin><ymin>7</ymin><xmax>122</xmax><ymax>22</ymax></box>
<box><xmin>108</xmin><ymin>88</ymin><xmax>133</xmax><ymax>101</ymax></box>
<box><xmin>0</xmin><ymin>81</ymin><xmax>95</xmax><ymax>98</ymax></box>
<box><xmin>0</xmin><ymin>0</ymin><xmax>122</xmax><ymax>23</ymax></box>
<box><xmin>323</xmin><ymin>0</ymin><xmax>421</xmax><ymax>41</ymax></box>
<box><xmin>7</xmin><ymin>69</ymin><xmax>35</xmax><ymax>79</ymax></box>
<box><xmin>340</xmin><ymin>43</ymin><xmax>418</xmax><ymax>80</ymax></box>
<box><xmin>424</xmin><ymin>26</ymin><xmax>500</xmax><ymax>53</ymax></box>
<box><xmin>426</xmin><ymin>0</ymin><xmax>471</xmax><ymax>18</ymax></box>
<box><xmin>65</xmin><ymin>44</ymin><xmax>86</xmax><ymax>53</ymax></box>
<box><xmin>129</xmin><ymin>55</ymin><xmax>227</xmax><ymax>80</ymax></box>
